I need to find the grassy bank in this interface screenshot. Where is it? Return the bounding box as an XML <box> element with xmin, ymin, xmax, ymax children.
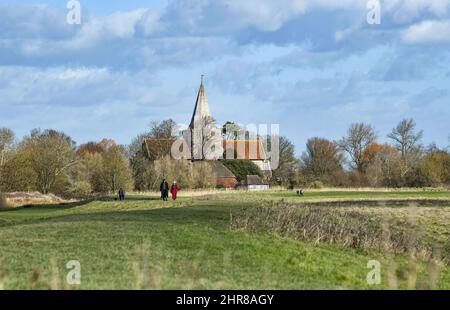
<box><xmin>0</xmin><ymin>190</ymin><xmax>449</xmax><ymax>289</ymax></box>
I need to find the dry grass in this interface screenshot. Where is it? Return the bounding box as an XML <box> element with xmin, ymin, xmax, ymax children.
<box><xmin>0</xmin><ymin>192</ymin><xmax>73</xmax><ymax>209</ymax></box>
<box><xmin>293</xmin><ymin>187</ymin><xmax>447</xmax><ymax>192</ymax></box>
<box><xmin>230</xmin><ymin>200</ymin><xmax>449</xmax><ymax>262</ymax></box>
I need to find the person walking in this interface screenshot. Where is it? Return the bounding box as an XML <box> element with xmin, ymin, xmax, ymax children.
<box><xmin>118</xmin><ymin>188</ymin><xmax>125</xmax><ymax>201</ymax></box>
<box><xmin>170</xmin><ymin>181</ymin><xmax>179</xmax><ymax>201</ymax></box>
<box><xmin>160</xmin><ymin>179</ymin><xmax>169</xmax><ymax>201</ymax></box>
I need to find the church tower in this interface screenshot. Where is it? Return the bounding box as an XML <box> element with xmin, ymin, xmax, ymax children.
<box><xmin>184</xmin><ymin>76</ymin><xmax>216</xmax><ymax>160</ymax></box>
<box><xmin>189</xmin><ymin>75</ymin><xmax>211</xmax><ymax>130</ymax></box>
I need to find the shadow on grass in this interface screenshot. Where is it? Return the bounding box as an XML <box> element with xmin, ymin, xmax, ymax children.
<box><xmin>0</xmin><ymin>199</ymin><xmax>94</xmax><ymax>213</ymax></box>
<box><xmin>0</xmin><ymin>195</ymin><xmax>162</xmax><ymax>213</ymax></box>
<box><xmin>0</xmin><ymin>202</ymin><xmax>238</xmax><ymax>229</ymax></box>
<box><xmin>117</xmin><ymin>195</ymin><xmax>161</xmax><ymax>201</ymax></box>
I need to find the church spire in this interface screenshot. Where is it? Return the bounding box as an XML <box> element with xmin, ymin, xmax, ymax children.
<box><xmin>189</xmin><ymin>75</ymin><xmax>211</xmax><ymax>129</ymax></box>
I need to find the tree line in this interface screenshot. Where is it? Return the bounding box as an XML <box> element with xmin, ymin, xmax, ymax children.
<box><xmin>297</xmin><ymin>119</ymin><xmax>450</xmax><ymax>188</ymax></box>
<box><xmin>0</xmin><ymin>118</ymin><xmax>449</xmax><ymax>195</ymax></box>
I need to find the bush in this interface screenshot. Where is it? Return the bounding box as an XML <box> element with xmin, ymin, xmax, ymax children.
<box><xmin>70</xmin><ymin>181</ymin><xmax>93</xmax><ymax>196</ymax></box>
<box><xmin>310</xmin><ymin>180</ymin><xmax>324</xmax><ymax>189</ymax></box>
<box><xmin>0</xmin><ymin>195</ymin><xmax>9</xmax><ymax>210</ymax></box>
<box><xmin>230</xmin><ymin>202</ymin><xmax>445</xmax><ymax>259</ymax></box>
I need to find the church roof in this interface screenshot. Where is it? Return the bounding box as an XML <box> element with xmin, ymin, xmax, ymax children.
<box><xmin>189</xmin><ymin>78</ymin><xmax>211</xmax><ymax>129</ymax></box>
<box><xmin>193</xmin><ymin>161</ymin><xmax>236</xmax><ymax>179</ymax></box>
<box><xmin>143</xmin><ymin>138</ymin><xmax>175</xmax><ymax>160</ymax></box>
<box><xmin>222</xmin><ymin>139</ymin><xmax>267</xmax><ymax>160</ymax></box>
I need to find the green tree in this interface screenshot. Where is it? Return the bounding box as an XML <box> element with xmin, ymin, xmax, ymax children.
<box><xmin>101</xmin><ymin>144</ymin><xmax>132</xmax><ymax>192</ymax></box>
<box><xmin>419</xmin><ymin>149</ymin><xmax>450</xmax><ymax>185</ymax></box>
<box><xmin>0</xmin><ymin>150</ymin><xmax>37</xmax><ymax>192</ymax></box>
<box><xmin>85</xmin><ymin>142</ymin><xmax>132</xmax><ymax>193</ymax></box>
<box><xmin>21</xmin><ymin>129</ymin><xmax>76</xmax><ymax>194</ymax></box>
<box><xmin>0</xmin><ymin>127</ymin><xmax>15</xmax><ymax>166</ymax></box>
<box><xmin>271</xmin><ymin>136</ymin><xmax>299</xmax><ymax>187</ymax></box>
<box><xmin>222</xmin><ymin>159</ymin><xmax>262</xmax><ymax>182</ymax></box>
<box><xmin>129</xmin><ymin>119</ymin><xmax>178</xmax><ymax>190</ymax></box>
<box><xmin>222</xmin><ymin>121</ymin><xmax>242</xmax><ymax>140</ymax></box>
<box><xmin>129</xmin><ymin>133</ymin><xmax>154</xmax><ymax>191</ymax></box>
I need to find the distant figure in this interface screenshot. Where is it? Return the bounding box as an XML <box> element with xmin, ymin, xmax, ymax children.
<box><xmin>296</xmin><ymin>189</ymin><xmax>304</xmax><ymax>196</ymax></box>
<box><xmin>118</xmin><ymin>188</ymin><xmax>125</xmax><ymax>201</ymax></box>
<box><xmin>171</xmin><ymin>181</ymin><xmax>180</xmax><ymax>201</ymax></box>
<box><xmin>160</xmin><ymin>179</ymin><xmax>169</xmax><ymax>201</ymax></box>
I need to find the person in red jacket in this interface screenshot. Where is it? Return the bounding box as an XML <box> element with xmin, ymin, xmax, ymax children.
<box><xmin>170</xmin><ymin>181</ymin><xmax>179</xmax><ymax>201</ymax></box>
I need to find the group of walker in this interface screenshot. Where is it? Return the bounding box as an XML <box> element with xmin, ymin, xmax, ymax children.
<box><xmin>160</xmin><ymin>179</ymin><xmax>179</xmax><ymax>201</ymax></box>
<box><xmin>116</xmin><ymin>179</ymin><xmax>179</xmax><ymax>201</ymax></box>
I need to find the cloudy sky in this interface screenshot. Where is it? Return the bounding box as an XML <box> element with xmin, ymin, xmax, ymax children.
<box><xmin>0</xmin><ymin>0</ymin><xmax>449</xmax><ymax>153</ymax></box>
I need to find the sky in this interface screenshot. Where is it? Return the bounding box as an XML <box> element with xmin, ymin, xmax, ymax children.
<box><xmin>0</xmin><ymin>0</ymin><xmax>449</xmax><ymax>154</ymax></box>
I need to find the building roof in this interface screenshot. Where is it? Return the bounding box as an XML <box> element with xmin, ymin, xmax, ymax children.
<box><xmin>189</xmin><ymin>78</ymin><xmax>211</xmax><ymax>129</ymax></box>
<box><xmin>193</xmin><ymin>161</ymin><xmax>236</xmax><ymax>179</ymax></box>
<box><xmin>143</xmin><ymin>138</ymin><xmax>175</xmax><ymax>160</ymax></box>
<box><xmin>222</xmin><ymin>139</ymin><xmax>267</xmax><ymax>160</ymax></box>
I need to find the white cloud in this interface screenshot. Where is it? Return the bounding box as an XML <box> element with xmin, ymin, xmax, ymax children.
<box><xmin>385</xmin><ymin>0</ymin><xmax>450</xmax><ymax>23</ymax></box>
<box><xmin>402</xmin><ymin>19</ymin><xmax>450</xmax><ymax>43</ymax></box>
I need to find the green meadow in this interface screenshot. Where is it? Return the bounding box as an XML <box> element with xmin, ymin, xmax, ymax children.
<box><xmin>0</xmin><ymin>189</ymin><xmax>449</xmax><ymax>290</ymax></box>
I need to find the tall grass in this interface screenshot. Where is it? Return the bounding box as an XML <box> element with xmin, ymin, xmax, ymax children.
<box><xmin>230</xmin><ymin>201</ymin><xmax>448</xmax><ymax>262</ymax></box>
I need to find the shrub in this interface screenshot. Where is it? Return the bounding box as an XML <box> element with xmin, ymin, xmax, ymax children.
<box><xmin>230</xmin><ymin>202</ymin><xmax>446</xmax><ymax>259</ymax></box>
<box><xmin>0</xmin><ymin>195</ymin><xmax>9</xmax><ymax>210</ymax></box>
<box><xmin>70</xmin><ymin>181</ymin><xmax>93</xmax><ymax>196</ymax></box>
<box><xmin>310</xmin><ymin>180</ymin><xmax>324</xmax><ymax>189</ymax></box>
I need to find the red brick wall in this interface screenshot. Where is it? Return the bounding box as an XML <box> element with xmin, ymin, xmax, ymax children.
<box><xmin>216</xmin><ymin>177</ymin><xmax>238</xmax><ymax>188</ymax></box>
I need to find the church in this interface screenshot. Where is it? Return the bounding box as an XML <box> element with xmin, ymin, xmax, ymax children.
<box><xmin>144</xmin><ymin>78</ymin><xmax>271</xmax><ymax>189</ymax></box>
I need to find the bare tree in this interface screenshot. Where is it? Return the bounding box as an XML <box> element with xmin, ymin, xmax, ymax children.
<box><xmin>301</xmin><ymin>137</ymin><xmax>344</xmax><ymax>182</ymax></box>
<box><xmin>0</xmin><ymin>127</ymin><xmax>15</xmax><ymax>166</ymax></box>
<box><xmin>338</xmin><ymin>123</ymin><xmax>377</xmax><ymax>173</ymax></box>
<box><xmin>149</xmin><ymin>119</ymin><xmax>177</xmax><ymax>139</ymax></box>
<box><xmin>141</xmin><ymin>119</ymin><xmax>179</xmax><ymax>160</ymax></box>
<box><xmin>387</xmin><ymin>118</ymin><xmax>423</xmax><ymax>159</ymax></box>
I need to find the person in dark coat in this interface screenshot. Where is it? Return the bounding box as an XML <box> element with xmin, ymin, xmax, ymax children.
<box><xmin>160</xmin><ymin>179</ymin><xmax>169</xmax><ymax>201</ymax></box>
<box><xmin>118</xmin><ymin>188</ymin><xmax>125</xmax><ymax>201</ymax></box>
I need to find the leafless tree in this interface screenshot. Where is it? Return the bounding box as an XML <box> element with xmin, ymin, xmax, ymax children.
<box><xmin>301</xmin><ymin>137</ymin><xmax>344</xmax><ymax>182</ymax></box>
<box><xmin>387</xmin><ymin>118</ymin><xmax>423</xmax><ymax>159</ymax></box>
<box><xmin>338</xmin><ymin>123</ymin><xmax>377</xmax><ymax>173</ymax></box>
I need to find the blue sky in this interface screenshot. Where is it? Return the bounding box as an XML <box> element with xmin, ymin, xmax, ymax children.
<box><xmin>0</xmin><ymin>0</ymin><xmax>449</xmax><ymax>154</ymax></box>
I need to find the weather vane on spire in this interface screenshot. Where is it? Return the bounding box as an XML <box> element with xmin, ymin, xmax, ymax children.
<box><xmin>201</xmin><ymin>74</ymin><xmax>204</xmax><ymax>85</ymax></box>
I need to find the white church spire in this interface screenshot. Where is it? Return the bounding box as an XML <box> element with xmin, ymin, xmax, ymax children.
<box><xmin>189</xmin><ymin>75</ymin><xmax>211</xmax><ymax>129</ymax></box>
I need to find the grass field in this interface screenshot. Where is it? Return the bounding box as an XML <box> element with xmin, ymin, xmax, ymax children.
<box><xmin>0</xmin><ymin>189</ymin><xmax>449</xmax><ymax>290</ymax></box>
